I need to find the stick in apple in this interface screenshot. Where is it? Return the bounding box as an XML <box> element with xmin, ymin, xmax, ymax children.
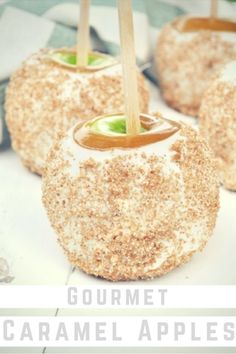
<box><xmin>210</xmin><ymin>0</ymin><xmax>218</xmax><ymax>19</ymax></box>
<box><xmin>77</xmin><ymin>0</ymin><xmax>90</xmax><ymax>67</ymax></box>
<box><xmin>118</xmin><ymin>0</ymin><xmax>141</xmax><ymax>135</ymax></box>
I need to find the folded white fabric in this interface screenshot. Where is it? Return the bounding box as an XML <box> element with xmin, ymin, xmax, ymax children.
<box><xmin>1</xmin><ymin>0</ymin><xmax>235</xmax><ymax>81</ymax></box>
<box><xmin>0</xmin><ymin>6</ymin><xmax>55</xmax><ymax>145</ymax></box>
<box><xmin>0</xmin><ymin>7</ymin><xmax>54</xmax><ymax>81</ymax></box>
<box><xmin>162</xmin><ymin>0</ymin><xmax>236</xmax><ymax>17</ymax></box>
<box><xmin>44</xmin><ymin>4</ymin><xmax>151</xmax><ymax>63</ymax></box>
<box><xmin>44</xmin><ymin>0</ymin><xmax>236</xmax><ymax>62</ymax></box>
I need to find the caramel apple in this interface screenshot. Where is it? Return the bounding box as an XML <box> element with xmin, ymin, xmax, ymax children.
<box><xmin>42</xmin><ymin>112</ymin><xmax>219</xmax><ymax>281</ymax></box>
<box><xmin>156</xmin><ymin>15</ymin><xmax>236</xmax><ymax>116</ymax></box>
<box><xmin>5</xmin><ymin>49</ymin><xmax>149</xmax><ymax>175</ymax></box>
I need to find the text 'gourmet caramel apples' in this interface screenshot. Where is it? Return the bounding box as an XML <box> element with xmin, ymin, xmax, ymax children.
<box><xmin>42</xmin><ymin>0</ymin><xmax>219</xmax><ymax>281</ymax></box>
<box><xmin>156</xmin><ymin>0</ymin><xmax>236</xmax><ymax>117</ymax></box>
<box><xmin>199</xmin><ymin>61</ymin><xmax>236</xmax><ymax>191</ymax></box>
<box><xmin>5</xmin><ymin>0</ymin><xmax>149</xmax><ymax>176</ymax></box>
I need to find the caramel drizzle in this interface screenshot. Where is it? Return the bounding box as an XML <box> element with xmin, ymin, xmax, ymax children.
<box><xmin>178</xmin><ymin>18</ymin><xmax>236</xmax><ymax>33</ymax></box>
<box><xmin>73</xmin><ymin>114</ymin><xmax>180</xmax><ymax>150</ymax></box>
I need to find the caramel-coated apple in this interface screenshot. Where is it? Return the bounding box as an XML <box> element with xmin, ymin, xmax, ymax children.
<box><xmin>5</xmin><ymin>49</ymin><xmax>149</xmax><ymax>175</ymax></box>
<box><xmin>156</xmin><ymin>16</ymin><xmax>236</xmax><ymax>116</ymax></box>
<box><xmin>42</xmin><ymin>113</ymin><xmax>219</xmax><ymax>281</ymax></box>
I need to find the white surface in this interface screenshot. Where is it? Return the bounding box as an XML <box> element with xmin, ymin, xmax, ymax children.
<box><xmin>0</xmin><ymin>151</ymin><xmax>70</xmax><ymax>285</ymax></box>
<box><xmin>0</xmin><ymin>85</ymin><xmax>236</xmax><ymax>286</ymax></box>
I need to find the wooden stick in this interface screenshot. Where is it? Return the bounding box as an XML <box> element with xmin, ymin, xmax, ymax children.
<box><xmin>118</xmin><ymin>0</ymin><xmax>141</xmax><ymax>136</ymax></box>
<box><xmin>210</xmin><ymin>0</ymin><xmax>218</xmax><ymax>19</ymax></box>
<box><xmin>77</xmin><ymin>0</ymin><xmax>90</xmax><ymax>67</ymax></box>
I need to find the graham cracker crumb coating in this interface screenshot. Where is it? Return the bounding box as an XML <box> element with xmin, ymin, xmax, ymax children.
<box><xmin>42</xmin><ymin>120</ymin><xmax>219</xmax><ymax>281</ymax></box>
<box><xmin>5</xmin><ymin>49</ymin><xmax>149</xmax><ymax>175</ymax></box>
<box><xmin>199</xmin><ymin>74</ymin><xmax>236</xmax><ymax>190</ymax></box>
